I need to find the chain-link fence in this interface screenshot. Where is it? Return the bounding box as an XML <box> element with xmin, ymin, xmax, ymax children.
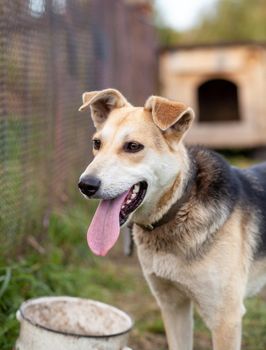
<box><xmin>0</xmin><ymin>0</ymin><xmax>157</xmax><ymax>246</ymax></box>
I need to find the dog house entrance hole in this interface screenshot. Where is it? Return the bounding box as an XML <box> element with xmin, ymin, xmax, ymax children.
<box><xmin>198</xmin><ymin>79</ymin><xmax>240</xmax><ymax>122</ymax></box>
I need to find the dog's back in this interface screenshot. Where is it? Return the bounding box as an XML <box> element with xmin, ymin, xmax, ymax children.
<box><xmin>234</xmin><ymin>162</ymin><xmax>266</xmax><ymax>257</ymax></box>
<box><xmin>188</xmin><ymin>146</ymin><xmax>266</xmax><ymax>260</ymax></box>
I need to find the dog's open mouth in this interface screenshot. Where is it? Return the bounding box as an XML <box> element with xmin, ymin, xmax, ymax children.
<box><xmin>119</xmin><ymin>181</ymin><xmax>148</xmax><ymax>226</ymax></box>
<box><xmin>86</xmin><ymin>181</ymin><xmax>147</xmax><ymax>256</ymax></box>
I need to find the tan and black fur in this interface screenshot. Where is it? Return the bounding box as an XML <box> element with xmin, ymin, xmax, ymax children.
<box><xmin>78</xmin><ymin>88</ymin><xmax>266</xmax><ymax>350</ymax></box>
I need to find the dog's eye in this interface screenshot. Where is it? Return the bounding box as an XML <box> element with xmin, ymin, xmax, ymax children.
<box><xmin>92</xmin><ymin>139</ymin><xmax>101</xmax><ymax>150</ymax></box>
<box><xmin>124</xmin><ymin>142</ymin><xmax>144</xmax><ymax>153</ymax></box>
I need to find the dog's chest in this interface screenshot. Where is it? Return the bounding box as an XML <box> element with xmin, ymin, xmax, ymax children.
<box><xmin>133</xmin><ymin>228</ymin><xmax>191</xmax><ymax>283</ymax></box>
<box><xmin>137</xmin><ymin>245</ymin><xmax>187</xmax><ymax>282</ymax></box>
<box><xmin>135</xmin><ymin>234</ymin><xmax>227</xmax><ymax>299</ymax></box>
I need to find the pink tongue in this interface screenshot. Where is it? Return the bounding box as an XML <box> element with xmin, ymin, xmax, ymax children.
<box><xmin>87</xmin><ymin>191</ymin><xmax>129</xmax><ymax>256</ymax></box>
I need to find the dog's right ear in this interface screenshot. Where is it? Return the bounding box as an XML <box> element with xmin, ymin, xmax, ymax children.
<box><xmin>79</xmin><ymin>88</ymin><xmax>131</xmax><ymax>129</ymax></box>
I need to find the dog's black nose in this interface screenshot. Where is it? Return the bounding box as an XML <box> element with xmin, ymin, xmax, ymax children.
<box><xmin>78</xmin><ymin>175</ymin><xmax>101</xmax><ymax>197</ymax></box>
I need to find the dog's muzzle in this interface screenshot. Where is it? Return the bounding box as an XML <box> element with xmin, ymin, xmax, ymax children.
<box><xmin>78</xmin><ymin>175</ymin><xmax>101</xmax><ymax>197</ymax></box>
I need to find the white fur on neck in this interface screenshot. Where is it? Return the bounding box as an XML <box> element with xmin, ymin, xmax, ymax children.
<box><xmin>132</xmin><ymin>143</ymin><xmax>191</xmax><ymax>226</ymax></box>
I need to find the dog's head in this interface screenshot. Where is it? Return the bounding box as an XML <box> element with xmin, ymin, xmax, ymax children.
<box><xmin>78</xmin><ymin>88</ymin><xmax>194</xmax><ymax>255</ymax></box>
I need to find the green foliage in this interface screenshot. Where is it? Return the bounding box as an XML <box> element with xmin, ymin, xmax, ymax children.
<box><xmin>156</xmin><ymin>0</ymin><xmax>266</xmax><ymax>45</ymax></box>
<box><xmin>157</xmin><ymin>26</ymin><xmax>181</xmax><ymax>47</ymax></box>
<box><xmin>187</xmin><ymin>0</ymin><xmax>266</xmax><ymax>43</ymax></box>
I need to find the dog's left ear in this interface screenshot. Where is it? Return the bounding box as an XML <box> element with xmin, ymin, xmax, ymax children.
<box><xmin>145</xmin><ymin>96</ymin><xmax>194</xmax><ymax>138</ymax></box>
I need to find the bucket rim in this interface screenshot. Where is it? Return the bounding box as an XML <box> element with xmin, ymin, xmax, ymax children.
<box><xmin>18</xmin><ymin>296</ymin><xmax>134</xmax><ymax>339</ymax></box>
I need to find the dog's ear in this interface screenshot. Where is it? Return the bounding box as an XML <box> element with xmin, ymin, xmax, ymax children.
<box><xmin>79</xmin><ymin>88</ymin><xmax>130</xmax><ymax>129</ymax></box>
<box><xmin>145</xmin><ymin>96</ymin><xmax>194</xmax><ymax>139</ymax></box>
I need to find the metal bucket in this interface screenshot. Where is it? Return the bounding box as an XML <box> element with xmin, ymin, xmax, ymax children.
<box><xmin>16</xmin><ymin>296</ymin><xmax>133</xmax><ymax>350</ymax></box>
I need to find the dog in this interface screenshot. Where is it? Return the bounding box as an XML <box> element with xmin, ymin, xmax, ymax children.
<box><xmin>78</xmin><ymin>88</ymin><xmax>266</xmax><ymax>350</ymax></box>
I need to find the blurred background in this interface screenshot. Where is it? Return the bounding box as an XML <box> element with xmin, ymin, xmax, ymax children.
<box><xmin>0</xmin><ymin>0</ymin><xmax>265</xmax><ymax>349</ymax></box>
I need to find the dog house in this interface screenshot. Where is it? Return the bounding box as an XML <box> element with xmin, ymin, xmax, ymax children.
<box><xmin>159</xmin><ymin>42</ymin><xmax>266</xmax><ymax>148</ymax></box>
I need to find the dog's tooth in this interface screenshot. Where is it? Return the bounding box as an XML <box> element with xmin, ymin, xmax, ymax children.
<box><xmin>122</xmin><ymin>205</ymin><xmax>125</xmax><ymax>209</ymax></box>
<box><xmin>134</xmin><ymin>184</ymin><xmax>140</xmax><ymax>193</ymax></box>
<box><xmin>131</xmin><ymin>193</ymin><xmax>136</xmax><ymax>199</ymax></box>
<box><xmin>126</xmin><ymin>200</ymin><xmax>131</xmax><ymax>204</ymax></box>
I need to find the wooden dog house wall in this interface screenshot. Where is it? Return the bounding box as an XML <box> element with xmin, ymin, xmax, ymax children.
<box><xmin>159</xmin><ymin>43</ymin><xmax>266</xmax><ymax>148</ymax></box>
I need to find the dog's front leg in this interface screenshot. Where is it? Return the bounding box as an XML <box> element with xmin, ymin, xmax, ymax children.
<box><xmin>146</xmin><ymin>273</ymin><xmax>193</xmax><ymax>350</ymax></box>
<box><xmin>211</xmin><ymin>317</ymin><xmax>242</xmax><ymax>350</ymax></box>
<box><xmin>209</xmin><ymin>302</ymin><xmax>244</xmax><ymax>350</ymax></box>
<box><xmin>161</xmin><ymin>298</ymin><xmax>193</xmax><ymax>350</ymax></box>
